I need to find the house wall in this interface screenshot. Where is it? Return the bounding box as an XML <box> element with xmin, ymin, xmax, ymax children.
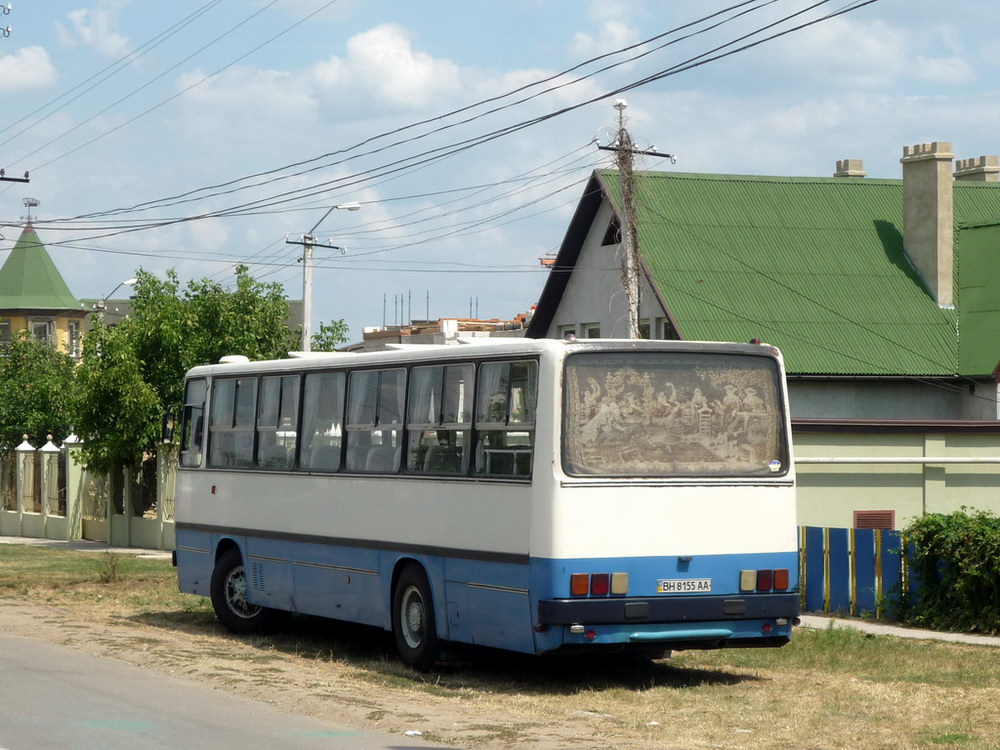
<box><xmin>0</xmin><ymin>313</ymin><xmax>87</xmax><ymax>358</ymax></box>
<box><xmin>545</xmin><ymin>203</ymin><xmax>668</xmax><ymax>339</ymax></box>
<box><xmin>794</xmin><ymin>430</ymin><xmax>1000</xmax><ymax>529</ymax></box>
<box><xmin>788</xmin><ymin>378</ymin><xmax>996</xmax><ymax>420</ymax></box>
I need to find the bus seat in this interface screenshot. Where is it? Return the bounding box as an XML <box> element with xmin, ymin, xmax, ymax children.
<box><xmin>365</xmin><ymin>447</ymin><xmax>397</xmax><ymax>472</ymax></box>
<box><xmin>423</xmin><ymin>445</ymin><xmax>462</xmax><ymax>473</ymax></box>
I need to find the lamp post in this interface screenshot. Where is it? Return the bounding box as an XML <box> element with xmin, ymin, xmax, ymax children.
<box><xmin>93</xmin><ymin>278</ymin><xmax>137</xmax><ymax>318</ymax></box>
<box><xmin>286</xmin><ymin>202</ymin><xmax>361</xmax><ymax>352</ymax></box>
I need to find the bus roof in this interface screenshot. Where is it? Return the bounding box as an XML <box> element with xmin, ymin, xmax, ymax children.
<box><xmin>184</xmin><ymin>338</ymin><xmax>783</xmax><ymax>378</ymax></box>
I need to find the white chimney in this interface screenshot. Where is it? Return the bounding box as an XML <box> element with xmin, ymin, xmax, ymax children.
<box><xmin>900</xmin><ymin>141</ymin><xmax>954</xmax><ymax>307</ymax></box>
<box><xmin>955</xmin><ymin>155</ymin><xmax>1000</xmax><ymax>182</ymax></box>
<box><xmin>834</xmin><ymin>158</ymin><xmax>866</xmax><ymax>178</ymax></box>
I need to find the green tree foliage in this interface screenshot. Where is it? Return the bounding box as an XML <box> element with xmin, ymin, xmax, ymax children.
<box><xmin>902</xmin><ymin>509</ymin><xmax>1000</xmax><ymax>634</ymax></box>
<box><xmin>311</xmin><ymin>319</ymin><xmax>350</xmax><ymax>351</ymax></box>
<box><xmin>0</xmin><ymin>332</ymin><xmax>76</xmax><ymax>451</ymax></box>
<box><xmin>75</xmin><ymin>266</ymin><xmax>296</xmax><ymax>473</ymax></box>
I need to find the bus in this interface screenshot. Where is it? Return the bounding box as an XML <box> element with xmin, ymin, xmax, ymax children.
<box><xmin>174</xmin><ymin>337</ymin><xmax>799</xmax><ymax>670</ymax></box>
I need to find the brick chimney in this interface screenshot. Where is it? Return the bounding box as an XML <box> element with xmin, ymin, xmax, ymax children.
<box><xmin>900</xmin><ymin>141</ymin><xmax>954</xmax><ymax>307</ymax></box>
<box><xmin>955</xmin><ymin>155</ymin><xmax>1000</xmax><ymax>182</ymax></box>
<box><xmin>833</xmin><ymin>158</ymin><xmax>866</xmax><ymax>178</ymax></box>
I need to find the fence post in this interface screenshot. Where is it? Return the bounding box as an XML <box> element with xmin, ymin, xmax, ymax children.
<box><xmin>62</xmin><ymin>433</ymin><xmax>83</xmax><ymax>540</ymax></box>
<box><xmin>39</xmin><ymin>435</ymin><xmax>61</xmax><ymax>539</ymax></box>
<box><xmin>14</xmin><ymin>436</ymin><xmax>35</xmax><ymax>535</ymax></box>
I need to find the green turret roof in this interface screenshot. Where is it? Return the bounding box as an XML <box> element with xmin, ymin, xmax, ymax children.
<box><xmin>0</xmin><ymin>224</ymin><xmax>80</xmax><ymax>311</ymax></box>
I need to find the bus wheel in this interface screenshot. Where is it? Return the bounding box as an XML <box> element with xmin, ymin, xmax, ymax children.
<box><xmin>210</xmin><ymin>547</ymin><xmax>287</xmax><ymax>635</ymax></box>
<box><xmin>393</xmin><ymin>564</ymin><xmax>440</xmax><ymax>671</ymax></box>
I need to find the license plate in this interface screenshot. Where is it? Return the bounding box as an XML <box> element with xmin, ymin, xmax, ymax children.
<box><xmin>658</xmin><ymin>578</ymin><xmax>712</xmax><ymax>593</ymax></box>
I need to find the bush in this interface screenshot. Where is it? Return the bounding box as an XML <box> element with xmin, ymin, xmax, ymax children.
<box><xmin>901</xmin><ymin>510</ymin><xmax>1000</xmax><ymax>634</ymax></box>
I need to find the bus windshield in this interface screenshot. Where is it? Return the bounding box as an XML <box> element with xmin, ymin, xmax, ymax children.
<box><xmin>563</xmin><ymin>351</ymin><xmax>788</xmax><ymax>478</ymax></box>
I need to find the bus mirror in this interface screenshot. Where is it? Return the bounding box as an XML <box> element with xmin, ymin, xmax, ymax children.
<box><xmin>161</xmin><ymin>409</ymin><xmax>176</xmax><ymax>444</ymax></box>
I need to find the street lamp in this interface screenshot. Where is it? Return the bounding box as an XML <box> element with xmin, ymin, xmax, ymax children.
<box><xmin>93</xmin><ymin>277</ymin><xmax>137</xmax><ymax>314</ymax></box>
<box><xmin>287</xmin><ymin>202</ymin><xmax>361</xmax><ymax>352</ymax></box>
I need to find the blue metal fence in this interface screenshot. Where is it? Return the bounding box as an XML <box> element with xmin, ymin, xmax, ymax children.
<box><xmin>799</xmin><ymin>526</ymin><xmax>909</xmax><ymax>619</ymax></box>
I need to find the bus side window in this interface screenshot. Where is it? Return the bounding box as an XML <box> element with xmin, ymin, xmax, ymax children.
<box><xmin>208</xmin><ymin>377</ymin><xmax>258</xmax><ymax>469</ymax></box>
<box><xmin>345</xmin><ymin>369</ymin><xmax>405</xmax><ymax>473</ymax></box>
<box><xmin>180</xmin><ymin>378</ymin><xmax>207</xmax><ymax>468</ymax></box>
<box><xmin>300</xmin><ymin>371</ymin><xmax>345</xmax><ymax>472</ymax></box>
<box><xmin>256</xmin><ymin>375</ymin><xmax>299</xmax><ymax>470</ymax></box>
<box><xmin>474</xmin><ymin>361</ymin><xmax>537</xmax><ymax>477</ymax></box>
<box><xmin>406</xmin><ymin>363</ymin><xmax>473</xmax><ymax>474</ymax></box>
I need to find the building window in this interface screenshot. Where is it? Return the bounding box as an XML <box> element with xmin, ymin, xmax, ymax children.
<box><xmin>584</xmin><ymin>323</ymin><xmax>600</xmax><ymax>339</ymax></box>
<box><xmin>558</xmin><ymin>324</ymin><xmax>576</xmax><ymax>340</ymax></box>
<box><xmin>29</xmin><ymin>319</ymin><xmax>53</xmax><ymax>345</ymax></box>
<box><xmin>659</xmin><ymin>317</ymin><xmax>679</xmax><ymax>340</ymax></box>
<box><xmin>638</xmin><ymin>319</ymin><xmax>651</xmax><ymax>340</ymax></box>
<box><xmin>0</xmin><ymin>320</ymin><xmax>10</xmax><ymax>352</ymax></box>
<box><xmin>601</xmin><ymin>217</ymin><xmax>621</xmax><ymax>246</ymax></box>
<box><xmin>68</xmin><ymin>321</ymin><xmax>81</xmax><ymax>358</ymax></box>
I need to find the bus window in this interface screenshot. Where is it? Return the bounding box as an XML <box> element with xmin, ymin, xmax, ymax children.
<box><xmin>300</xmin><ymin>372</ymin><xmax>346</xmax><ymax>472</ymax></box>
<box><xmin>406</xmin><ymin>363</ymin><xmax>473</xmax><ymax>474</ymax></box>
<box><xmin>346</xmin><ymin>368</ymin><xmax>405</xmax><ymax>472</ymax></box>
<box><xmin>256</xmin><ymin>375</ymin><xmax>299</xmax><ymax>470</ymax></box>
<box><xmin>563</xmin><ymin>351</ymin><xmax>787</xmax><ymax>477</ymax></box>
<box><xmin>474</xmin><ymin>360</ymin><xmax>537</xmax><ymax>477</ymax></box>
<box><xmin>180</xmin><ymin>378</ymin><xmax>207</xmax><ymax>468</ymax></box>
<box><xmin>208</xmin><ymin>377</ymin><xmax>258</xmax><ymax>469</ymax></box>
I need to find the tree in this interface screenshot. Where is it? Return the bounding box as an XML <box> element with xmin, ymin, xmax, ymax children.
<box><xmin>74</xmin><ymin>266</ymin><xmax>297</xmax><ymax>473</ymax></box>
<box><xmin>311</xmin><ymin>319</ymin><xmax>350</xmax><ymax>351</ymax></box>
<box><xmin>0</xmin><ymin>332</ymin><xmax>76</xmax><ymax>451</ymax></box>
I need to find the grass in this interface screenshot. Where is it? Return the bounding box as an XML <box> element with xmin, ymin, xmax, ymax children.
<box><xmin>2</xmin><ymin>544</ymin><xmax>1000</xmax><ymax>750</ymax></box>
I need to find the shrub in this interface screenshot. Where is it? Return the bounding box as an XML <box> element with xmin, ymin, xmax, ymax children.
<box><xmin>901</xmin><ymin>510</ymin><xmax>1000</xmax><ymax>634</ymax></box>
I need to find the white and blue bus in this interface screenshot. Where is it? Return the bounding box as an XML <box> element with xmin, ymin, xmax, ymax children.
<box><xmin>174</xmin><ymin>337</ymin><xmax>799</xmax><ymax>669</ymax></box>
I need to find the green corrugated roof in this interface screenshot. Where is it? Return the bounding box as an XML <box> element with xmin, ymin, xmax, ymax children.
<box><xmin>599</xmin><ymin>170</ymin><xmax>1000</xmax><ymax>377</ymax></box>
<box><xmin>0</xmin><ymin>225</ymin><xmax>80</xmax><ymax>311</ymax></box>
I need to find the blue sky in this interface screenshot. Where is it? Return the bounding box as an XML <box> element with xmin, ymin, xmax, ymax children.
<box><xmin>1</xmin><ymin>0</ymin><xmax>998</xmax><ymax>342</ymax></box>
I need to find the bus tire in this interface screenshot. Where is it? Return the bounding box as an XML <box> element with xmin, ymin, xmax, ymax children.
<box><xmin>210</xmin><ymin>547</ymin><xmax>287</xmax><ymax>635</ymax></box>
<box><xmin>393</xmin><ymin>563</ymin><xmax>440</xmax><ymax>671</ymax></box>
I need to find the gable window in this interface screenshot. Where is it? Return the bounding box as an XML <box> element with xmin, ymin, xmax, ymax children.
<box><xmin>584</xmin><ymin>324</ymin><xmax>601</xmax><ymax>339</ymax></box>
<box><xmin>601</xmin><ymin>217</ymin><xmax>621</xmax><ymax>246</ymax></box>
<box><xmin>558</xmin><ymin>324</ymin><xmax>577</xmax><ymax>340</ymax></box>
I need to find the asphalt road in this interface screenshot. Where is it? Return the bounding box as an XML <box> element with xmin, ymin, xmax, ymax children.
<box><xmin>0</xmin><ymin>632</ymin><xmax>452</xmax><ymax>750</ymax></box>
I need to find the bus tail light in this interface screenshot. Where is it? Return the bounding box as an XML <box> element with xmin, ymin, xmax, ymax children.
<box><xmin>570</xmin><ymin>572</ymin><xmax>629</xmax><ymax>596</ymax></box>
<box><xmin>773</xmin><ymin>568</ymin><xmax>790</xmax><ymax>590</ymax></box>
<box><xmin>756</xmin><ymin>569</ymin><xmax>773</xmax><ymax>591</ymax></box>
<box><xmin>590</xmin><ymin>573</ymin><xmax>610</xmax><ymax>596</ymax></box>
<box><xmin>739</xmin><ymin>568</ymin><xmax>790</xmax><ymax>592</ymax></box>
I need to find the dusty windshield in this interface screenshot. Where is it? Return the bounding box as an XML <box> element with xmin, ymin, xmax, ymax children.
<box><xmin>563</xmin><ymin>351</ymin><xmax>788</xmax><ymax>477</ymax></box>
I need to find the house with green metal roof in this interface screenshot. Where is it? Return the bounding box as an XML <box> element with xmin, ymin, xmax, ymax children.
<box><xmin>528</xmin><ymin>142</ymin><xmax>1000</xmax><ymax>421</ymax></box>
<box><xmin>0</xmin><ymin>224</ymin><xmax>87</xmax><ymax>358</ymax></box>
<box><xmin>526</xmin><ymin>142</ymin><xmax>1000</xmax><ymax>529</ymax></box>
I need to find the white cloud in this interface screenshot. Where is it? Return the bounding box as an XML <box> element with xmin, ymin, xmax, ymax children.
<box><xmin>0</xmin><ymin>47</ymin><xmax>58</xmax><ymax>91</ymax></box>
<box><xmin>57</xmin><ymin>2</ymin><xmax>130</xmax><ymax>58</ymax></box>
<box><xmin>777</xmin><ymin>16</ymin><xmax>908</xmax><ymax>89</ymax></box>
<box><xmin>311</xmin><ymin>24</ymin><xmax>461</xmax><ymax>110</ymax></box>
<box><xmin>571</xmin><ymin>20</ymin><xmax>640</xmax><ymax>60</ymax></box>
<box><xmin>913</xmin><ymin>56</ymin><xmax>975</xmax><ymax>85</ymax></box>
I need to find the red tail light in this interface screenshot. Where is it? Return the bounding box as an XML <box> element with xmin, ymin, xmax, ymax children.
<box><xmin>590</xmin><ymin>573</ymin><xmax>610</xmax><ymax>596</ymax></box>
<box><xmin>756</xmin><ymin>569</ymin><xmax>773</xmax><ymax>591</ymax></box>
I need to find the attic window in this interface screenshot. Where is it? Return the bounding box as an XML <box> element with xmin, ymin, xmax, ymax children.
<box><xmin>601</xmin><ymin>217</ymin><xmax>621</xmax><ymax>246</ymax></box>
<box><xmin>854</xmin><ymin>510</ymin><xmax>895</xmax><ymax>530</ymax></box>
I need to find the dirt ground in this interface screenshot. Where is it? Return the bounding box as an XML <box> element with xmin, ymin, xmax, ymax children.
<box><xmin>0</xmin><ymin>596</ymin><xmax>690</xmax><ymax>749</ymax></box>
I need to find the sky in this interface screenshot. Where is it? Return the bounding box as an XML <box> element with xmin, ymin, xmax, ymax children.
<box><xmin>1</xmin><ymin>0</ymin><xmax>999</xmax><ymax>344</ymax></box>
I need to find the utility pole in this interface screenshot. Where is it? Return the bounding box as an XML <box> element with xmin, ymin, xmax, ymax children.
<box><xmin>598</xmin><ymin>100</ymin><xmax>675</xmax><ymax>339</ymax></box>
<box><xmin>286</xmin><ymin>201</ymin><xmax>361</xmax><ymax>351</ymax></box>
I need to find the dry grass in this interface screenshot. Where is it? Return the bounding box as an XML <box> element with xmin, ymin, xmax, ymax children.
<box><xmin>1</xmin><ymin>544</ymin><xmax>998</xmax><ymax>750</ymax></box>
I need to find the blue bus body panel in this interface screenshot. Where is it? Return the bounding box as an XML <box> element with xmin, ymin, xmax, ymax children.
<box><xmin>177</xmin><ymin>526</ymin><xmax>798</xmax><ymax>656</ymax></box>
